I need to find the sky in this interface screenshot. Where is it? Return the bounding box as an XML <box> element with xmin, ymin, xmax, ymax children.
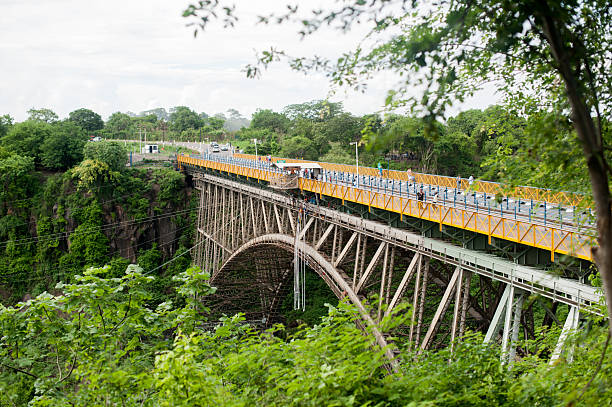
<box><xmin>1</xmin><ymin>0</ymin><xmax>501</xmax><ymax>122</ymax></box>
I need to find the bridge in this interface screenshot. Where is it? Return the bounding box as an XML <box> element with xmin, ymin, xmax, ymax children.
<box><xmin>177</xmin><ymin>153</ymin><xmax>602</xmax><ymax>365</ymax></box>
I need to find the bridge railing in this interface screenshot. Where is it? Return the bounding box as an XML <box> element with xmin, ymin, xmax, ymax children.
<box><xmin>178</xmin><ymin>154</ymin><xmax>595</xmax><ymax>262</ymax></box>
<box><xmin>232</xmin><ymin>153</ymin><xmax>586</xmax><ymax>207</ymax></box>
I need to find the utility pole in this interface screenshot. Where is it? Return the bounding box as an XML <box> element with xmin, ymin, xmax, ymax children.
<box><xmin>200</xmin><ymin>128</ymin><xmax>203</xmax><ymax>157</ymax></box>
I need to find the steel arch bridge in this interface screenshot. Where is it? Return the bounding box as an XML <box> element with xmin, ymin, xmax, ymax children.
<box><xmin>185</xmin><ymin>162</ymin><xmax>602</xmax><ymax>365</ymax></box>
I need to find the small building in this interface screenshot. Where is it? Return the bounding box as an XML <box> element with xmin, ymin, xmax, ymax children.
<box><xmin>272</xmin><ymin>162</ymin><xmax>323</xmax><ymax>178</ymax></box>
<box><xmin>268</xmin><ymin>162</ymin><xmax>323</xmax><ymax>190</ymax></box>
<box><xmin>142</xmin><ymin>144</ymin><xmax>159</xmax><ymax>154</ymax></box>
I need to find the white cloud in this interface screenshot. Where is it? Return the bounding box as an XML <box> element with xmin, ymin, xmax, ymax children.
<box><xmin>0</xmin><ymin>0</ymin><xmax>501</xmax><ymax>122</ymax></box>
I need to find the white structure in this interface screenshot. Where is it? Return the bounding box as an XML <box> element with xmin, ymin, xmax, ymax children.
<box><xmin>142</xmin><ymin>144</ymin><xmax>159</xmax><ymax>154</ymax></box>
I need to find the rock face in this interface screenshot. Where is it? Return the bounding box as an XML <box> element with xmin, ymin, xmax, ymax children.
<box><xmin>99</xmin><ymin>172</ymin><xmax>193</xmax><ymax>262</ymax></box>
<box><xmin>1</xmin><ymin>167</ymin><xmax>194</xmax><ymax>304</ymax></box>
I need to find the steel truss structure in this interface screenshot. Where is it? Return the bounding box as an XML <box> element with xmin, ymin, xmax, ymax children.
<box><xmin>188</xmin><ymin>168</ymin><xmax>603</xmax><ymax>366</ymax></box>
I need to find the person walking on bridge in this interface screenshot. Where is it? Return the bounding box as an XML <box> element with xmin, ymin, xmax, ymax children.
<box><xmin>417</xmin><ymin>186</ymin><xmax>424</xmax><ymax>210</ymax></box>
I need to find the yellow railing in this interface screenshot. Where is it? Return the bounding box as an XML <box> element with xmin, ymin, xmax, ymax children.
<box><xmin>179</xmin><ymin>155</ymin><xmax>594</xmax><ymax>262</ymax></box>
<box><xmin>233</xmin><ymin>153</ymin><xmax>586</xmax><ymax>207</ymax></box>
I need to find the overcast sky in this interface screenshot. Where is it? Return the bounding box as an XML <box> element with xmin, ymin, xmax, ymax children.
<box><xmin>1</xmin><ymin>0</ymin><xmax>501</xmax><ymax>122</ymax></box>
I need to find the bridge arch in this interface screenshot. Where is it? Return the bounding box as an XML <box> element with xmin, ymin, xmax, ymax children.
<box><xmin>210</xmin><ymin>233</ymin><xmax>395</xmax><ymax>363</ymax></box>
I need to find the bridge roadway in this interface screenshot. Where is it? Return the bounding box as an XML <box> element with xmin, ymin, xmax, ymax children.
<box><xmin>233</xmin><ymin>153</ymin><xmax>586</xmax><ymax>208</ymax></box>
<box><xmin>178</xmin><ymin>153</ymin><xmax>594</xmax><ymax>262</ymax></box>
<box><xmin>181</xmin><ymin>159</ymin><xmax>602</xmax><ymax>366</ymax></box>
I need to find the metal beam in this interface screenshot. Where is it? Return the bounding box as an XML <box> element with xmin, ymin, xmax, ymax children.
<box><xmin>550</xmin><ymin>306</ymin><xmax>580</xmax><ymax>364</ymax></box>
<box><xmin>334</xmin><ymin>232</ymin><xmax>358</xmax><ymax>267</ymax></box>
<box><xmin>355</xmin><ymin>242</ymin><xmax>387</xmax><ymax>294</ymax></box>
<box><xmin>450</xmin><ymin>267</ymin><xmax>465</xmax><ymax>350</ymax></box>
<box><xmin>261</xmin><ymin>200</ymin><xmax>270</xmax><ymax>233</ymax></box>
<box><xmin>420</xmin><ymin>266</ymin><xmax>461</xmax><ymax>350</ymax></box>
<box><xmin>484</xmin><ymin>285</ymin><xmax>511</xmax><ymax>343</ymax></box>
<box><xmin>507</xmin><ymin>292</ymin><xmax>525</xmax><ymax>366</ymax></box>
<box><xmin>315</xmin><ymin>224</ymin><xmax>335</xmax><ymax>250</ymax></box>
<box><xmin>386</xmin><ymin>253</ymin><xmax>421</xmax><ymax>317</ymax></box>
<box><xmin>297</xmin><ymin>217</ymin><xmax>314</xmax><ymax>241</ymax></box>
<box><xmin>273</xmin><ymin>204</ymin><xmax>283</xmax><ymax>233</ymax></box>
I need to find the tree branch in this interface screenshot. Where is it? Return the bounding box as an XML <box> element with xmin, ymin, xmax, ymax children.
<box><xmin>98</xmin><ymin>304</ymin><xmax>106</xmax><ymax>334</ymax></box>
<box><xmin>0</xmin><ymin>362</ymin><xmax>38</xmax><ymax>378</ymax></box>
<box><xmin>109</xmin><ymin>294</ymin><xmax>131</xmax><ymax>335</ymax></box>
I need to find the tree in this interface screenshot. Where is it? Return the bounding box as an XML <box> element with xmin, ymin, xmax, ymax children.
<box><xmin>280</xmin><ymin>135</ymin><xmax>318</xmax><ymax>160</ymax></box>
<box><xmin>0</xmin><ymin>153</ymin><xmax>35</xmax><ymax>216</ymax></box>
<box><xmin>82</xmin><ymin>141</ymin><xmax>127</xmax><ymax>172</ymax></box>
<box><xmin>223</xmin><ymin>108</ymin><xmax>250</xmax><ymax>132</ymax></box>
<box><xmin>139</xmin><ymin>107</ymin><xmax>169</xmax><ymax>121</ymax></box>
<box><xmin>282</xmin><ymin>100</ymin><xmax>343</xmax><ymax>122</ymax></box>
<box><xmin>320</xmin><ymin>113</ymin><xmax>364</xmax><ymax>144</ymax></box>
<box><xmin>0</xmin><ymin>114</ymin><xmax>13</xmax><ymax>138</ymax></box>
<box><xmin>40</xmin><ymin>121</ymin><xmax>88</xmax><ymax>170</ymax></box>
<box><xmin>169</xmin><ymin>106</ymin><xmax>204</xmax><ymax>133</ymax></box>
<box><xmin>27</xmin><ymin>108</ymin><xmax>59</xmax><ymax>123</ymax></box>
<box><xmin>250</xmin><ymin>109</ymin><xmax>290</xmax><ymax>133</ymax></box>
<box><xmin>184</xmin><ymin>1</ymin><xmax>612</xmax><ymax>325</ymax></box>
<box><xmin>1</xmin><ymin>120</ymin><xmax>53</xmax><ymax>164</ymax></box>
<box><xmin>68</xmin><ymin>108</ymin><xmax>104</xmax><ymax>132</ymax></box>
<box><xmin>104</xmin><ymin>112</ymin><xmax>134</xmax><ymax>139</ymax></box>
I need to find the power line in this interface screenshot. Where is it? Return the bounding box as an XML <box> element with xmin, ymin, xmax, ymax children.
<box><xmin>0</xmin><ymin>208</ymin><xmax>197</xmax><ymax>248</ymax></box>
<box><xmin>1</xmin><ymin>231</ymin><xmax>199</xmax><ymax>284</ymax></box>
<box><xmin>1</xmin><ymin>190</ymin><xmax>155</xmax><ymax>230</ymax></box>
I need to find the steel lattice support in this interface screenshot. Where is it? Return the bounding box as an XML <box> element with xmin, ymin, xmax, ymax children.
<box><xmin>189</xmin><ymin>170</ymin><xmax>600</xmax><ymax>365</ymax></box>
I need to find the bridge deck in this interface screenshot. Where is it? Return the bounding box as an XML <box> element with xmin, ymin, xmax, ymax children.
<box><xmin>178</xmin><ymin>154</ymin><xmax>594</xmax><ymax>262</ymax></box>
<box><xmin>234</xmin><ymin>153</ymin><xmax>586</xmax><ymax>207</ymax></box>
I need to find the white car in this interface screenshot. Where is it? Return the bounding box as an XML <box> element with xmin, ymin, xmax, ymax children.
<box><xmin>212</xmin><ymin>147</ymin><xmax>220</xmax><ymax>153</ymax></box>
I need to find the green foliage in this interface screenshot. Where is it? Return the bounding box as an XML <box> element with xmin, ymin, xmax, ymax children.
<box><xmin>149</xmin><ymin>168</ymin><xmax>186</xmax><ymax>210</ymax></box>
<box><xmin>0</xmin><ymin>153</ymin><xmax>36</xmax><ymax>215</ymax></box>
<box><xmin>27</xmin><ymin>108</ymin><xmax>58</xmax><ymax>123</ymax></box>
<box><xmin>1</xmin><ymin>120</ymin><xmax>53</xmax><ymax>163</ymax></box>
<box><xmin>0</xmin><ymin>114</ymin><xmax>13</xmax><ymax>138</ymax></box>
<box><xmin>103</xmin><ymin>112</ymin><xmax>134</xmax><ymax>139</ymax></box>
<box><xmin>283</xmin><ymin>100</ymin><xmax>344</xmax><ymax>122</ymax></box>
<box><xmin>320</xmin><ymin>142</ymin><xmax>356</xmax><ymax>165</ymax></box>
<box><xmin>2</xmin><ymin>261</ymin><xmax>612</xmax><ymax>406</ymax></box>
<box><xmin>0</xmin><ymin>264</ymin><xmax>178</xmax><ymax>406</ymax></box>
<box><xmin>82</xmin><ymin>140</ymin><xmax>127</xmax><ymax>172</ymax></box>
<box><xmin>137</xmin><ymin>244</ymin><xmax>162</xmax><ymax>272</ymax></box>
<box><xmin>71</xmin><ymin>159</ymin><xmax>119</xmax><ymax>191</ymax></box>
<box><xmin>280</xmin><ymin>135</ymin><xmax>318</xmax><ymax>160</ymax></box>
<box><xmin>40</xmin><ymin>121</ymin><xmax>87</xmax><ymax>170</ymax></box>
<box><xmin>250</xmin><ymin>108</ymin><xmax>290</xmax><ymax>133</ymax></box>
<box><xmin>68</xmin><ymin>108</ymin><xmax>104</xmax><ymax>132</ymax></box>
<box><xmin>169</xmin><ymin>106</ymin><xmax>205</xmax><ymax>133</ymax></box>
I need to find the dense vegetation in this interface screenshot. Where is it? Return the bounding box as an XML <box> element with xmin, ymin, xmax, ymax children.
<box><xmin>0</xmin><ymin>113</ymin><xmax>194</xmax><ymax>305</ymax></box>
<box><xmin>1</xmin><ymin>264</ymin><xmax>611</xmax><ymax>406</ymax></box>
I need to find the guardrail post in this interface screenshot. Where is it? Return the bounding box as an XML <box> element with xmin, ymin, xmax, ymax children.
<box><xmin>544</xmin><ymin>202</ymin><xmax>547</xmax><ymax>226</ymax></box>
